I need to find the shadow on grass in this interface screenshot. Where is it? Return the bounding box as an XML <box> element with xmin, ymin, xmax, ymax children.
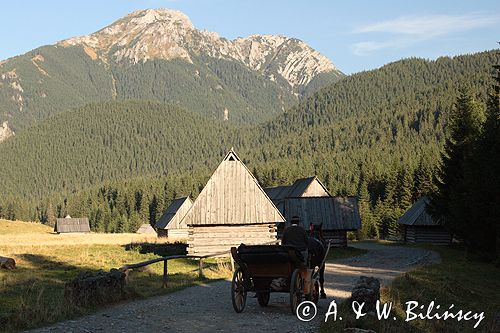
<box><xmin>123</xmin><ymin>242</ymin><xmax>187</xmax><ymax>257</ymax></box>
<box><xmin>0</xmin><ymin>253</ymin><xmax>106</xmax><ymax>332</ymax></box>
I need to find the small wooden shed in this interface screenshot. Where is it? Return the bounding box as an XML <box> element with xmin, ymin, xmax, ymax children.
<box><xmin>398</xmin><ymin>197</ymin><xmax>452</xmax><ymax>245</ymax></box>
<box><xmin>283</xmin><ymin>196</ymin><xmax>361</xmax><ymax>247</ymax></box>
<box><xmin>54</xmin><ymin>218</ymin><xmax>90</xmax><ymax>233</ymax></box>
<box><xmin>136</xmin><ymin>224</ymin><xmax>156</xmax><ymax>234</ymax></box>
<box><xmin>265</xmin><ymin>176</ymin><xmax>331</xmax><ymax>213</ymax></box>
<box><xmin>155</xmin><ymin>197</ymin><xmax>192</xmax><ymax>239</ymax></box>
<box><xmin>182</xmin><ymin>149</ymin><xmax>285</xmax><ymax>256</ymax></box>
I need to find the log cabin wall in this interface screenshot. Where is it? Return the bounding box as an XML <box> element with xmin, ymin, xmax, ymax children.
<box><xmin>404</xmin><ymin>226</ymin><xmax>452</xmax><ymax>245</ymax></box>
<box><xmin>167</xmin><ymin>228</ymin><xmax>189</xmax><ymax>240</ymax></box>
<box><xmin>187</xmin><ymin>224</ymin><xmax>278</xmax><ymax>256</ymax></box>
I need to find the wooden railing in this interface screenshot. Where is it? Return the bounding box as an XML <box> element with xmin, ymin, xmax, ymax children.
<box><xmin>118</xmin><ymin>240</ymin><xmax>331</xmax><ymax>287</ymax></box>
<box><xmin>119</xmin><ymin>241</ymin><xmax>280</xmax><ymax>287</ymax></box>
<box><xmin>119</xmin><ymin>250</ymin><xmax>230</xmax><ymax>288</ymax></box>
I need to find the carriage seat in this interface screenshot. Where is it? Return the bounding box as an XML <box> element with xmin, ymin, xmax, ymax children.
<box><xmin>237</xmin><ymin>244</ymin><xmax>300</xmax><ymax>264</ymax></box>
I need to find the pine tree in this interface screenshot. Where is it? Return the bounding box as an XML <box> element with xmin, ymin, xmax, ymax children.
<box><xmin>46</xmin><ymin>202</ymin><xmax>56</xmax><ymax>227</ymax></box>
<box><xmin>460</xmin><ymin>64</ymin><xmax>500</xmax><ymax>258</ymax></box>
<box><xmin>398</xmin><ymin>168</ymin><xmax>414</xmax><ymax>210</ymax></box>
<box><xmin>149</xmin><ymin>195</ymin><xmax>159</xmax><ymax>226</ymax></box>
<box><xmin>413</xmin><ymin>157</ymin><xmax>436</xmax><ymax>200</ymax></box>
<box><xmin>357</xmin><ymin>178</ymin><xmax>377</xmax><ymax>239</ymax></box>
<box><xmin>428</xmin><ymin>88</ymin><xmax>485</xmax><ymax>238</ymax></box>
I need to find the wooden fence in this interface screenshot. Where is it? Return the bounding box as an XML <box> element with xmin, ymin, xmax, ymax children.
<box><xmin>119</xmin><ymin>240</ymin><xmax>331</xmax><ymax>288</ymax></box>
<box><xmin>119</xmin><ymin>241</ymin><xmax>280</xmax><ymax>287</ymax></box>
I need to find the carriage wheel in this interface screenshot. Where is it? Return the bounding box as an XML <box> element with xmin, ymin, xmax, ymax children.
<box><xmin>257</xmin><ymin>291</ymin><xmax>270</xmax><ymax>307</ymax></box>
<box><xmin>231</xmin><ymin>267</ymin><xmax>247</xmax><ymax>313</ymax></box>
<box><xmin>290</xmin><ymin>269</ymin><xmax>304</xmax><ymax>315</ymax></box>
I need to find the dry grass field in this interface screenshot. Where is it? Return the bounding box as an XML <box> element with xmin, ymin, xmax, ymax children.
<box><xmin>0</xmin><ymin>219</ymin><xmax>162</xmax><ymax>245</ymax></box>
<box><xmin>0</xmin><ymin>219</ymin><xmax>231</xmax><ymax>332</ymax></box>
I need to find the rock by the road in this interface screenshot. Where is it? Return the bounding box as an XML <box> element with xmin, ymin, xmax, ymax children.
<box><xmin>350</xmin><ymin>276</ymin><xmax>380</xmax><ymax>312</ymax></box>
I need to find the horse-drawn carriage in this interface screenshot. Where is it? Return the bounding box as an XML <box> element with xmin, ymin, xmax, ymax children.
<box><xmin>230</xmin><ymin>243</ymin><xmax>328</xmax><ymax>314</ymax></box>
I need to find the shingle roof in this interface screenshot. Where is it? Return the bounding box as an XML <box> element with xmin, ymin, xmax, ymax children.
<box><xmin>283</xmin><ymin>196</ymin><xmax>361</xmax><ymax>230</ymax></box>
<box><xmin>155</xmin><ymin>197</ymin><xmax>192</xmax><ymax>229</ymax></box>
<box><xmin>264</xmin><ymin>176</ymin><xmax>331</xmax><ymax>213</ymax></box>
<box><xmin>397</xmin><ymin>197</ymin><xmax>439</xmax><ymax>226</ymax></box>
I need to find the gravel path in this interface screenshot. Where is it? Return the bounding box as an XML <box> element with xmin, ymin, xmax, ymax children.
<box><xmin>27</xmin><ymin>243</ymin><xmax>439</xmax><ymax>333</ymax></box>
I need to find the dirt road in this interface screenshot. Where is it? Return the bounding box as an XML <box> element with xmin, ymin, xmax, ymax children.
<box><xmin>27</xmin><ymin>243</ymin><xmax>439</xmax><ymax>333</ymax></box>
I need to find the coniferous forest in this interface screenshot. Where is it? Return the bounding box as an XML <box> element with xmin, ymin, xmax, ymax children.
<box><xmin>0</xmin><ymin>50</ymin><xmax>498</xmax><ymax>251</ymax></box>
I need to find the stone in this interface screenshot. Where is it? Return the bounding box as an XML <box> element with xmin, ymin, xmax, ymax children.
<box><xmin>64</xmin><ymin>269</ymin><xmax>126</xmax><ymax>307</ymax></box>
<box><xmin>350</xmin><ymin>276</ymin><xmax>380</xmax><ymax>312</ymax></box>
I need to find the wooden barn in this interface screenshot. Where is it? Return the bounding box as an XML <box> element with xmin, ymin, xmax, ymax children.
<box><xmin>136</xmin><ymin>224</ymin><xmax>156</xmax><ymax>234</ymax></box>
<box><xmin>398</xmin><ymin>197</ymin><xmax>452</xmax><ymax>245</ymax></box>
<box><xmin>54</xmin><ymin>217</ymin><xmax>90</xmax><ymax>233</ymax></box>
<box><xmin>155</xmin><ymin>197</ymin><xmax>192</xmax><ymax>239</ymax></box>
<box><xmin>181</xmin><ymin>149</ymin><xmax>285</xmax><ymax>256</ymax></box>
<box><xmin>283</xmin><ymin>196</ymin><xmax>361</xmax><ymax>247</ymax></box>
<box><xmin>264</xmin><ymin>176</ymin><xmax>331</xmax><ymax>213</ymax></box>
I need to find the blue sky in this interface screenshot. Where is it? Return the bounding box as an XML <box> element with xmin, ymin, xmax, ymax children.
<box><xmin>1</xmin><ymin>0</ymin><xmax>499</xmax><ymax>74</ymax></box>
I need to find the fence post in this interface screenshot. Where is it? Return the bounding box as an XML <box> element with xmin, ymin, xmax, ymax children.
<box><xmin>230</xmin><ymin>255</ymin><xmax>235</xmax><ymax>272</ymax></box>
<box><xmin>163</xmin><ymin>260</ymin><xmax>168</xmax><ymax>288</ymax></box>
<box><xmin>198</xmin><ymin>258</ymin><xmax>204</xmax><ymax>279</ymax></box>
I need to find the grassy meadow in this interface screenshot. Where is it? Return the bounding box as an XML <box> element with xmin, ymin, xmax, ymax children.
<box><xmin>0</xmin><ymin>219</ymin><xmax>231</xmax><ymax>332</ymax></box>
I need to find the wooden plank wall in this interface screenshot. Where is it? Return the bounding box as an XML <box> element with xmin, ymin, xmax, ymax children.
<box><xmin>405</xmin><ymin>226</ymin><xmax>451</xmax><ymax>245</ymax></box>
<box><xmin>303</xmin><ymin>180</ymin><xmax>329</xmax><ymax>197</ymax></box>
<box><xmin>183</xmin><ymin>160</ymin><xmax>283</xmax><ymax>226</ymax></box>
<box><xmin>188</xmin><ymin>224</ymin><xmax>278</xmax><ymax>256</ymax></box>
<box><xmin>167</xmin><ymin>199</ymin><xmax>192</xmax><ymax>229</ymax></box>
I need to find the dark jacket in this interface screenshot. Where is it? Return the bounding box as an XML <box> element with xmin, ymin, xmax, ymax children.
<box><xmin>282</xmin><ymin>225</ymin><xmax>308</xmax><ymax>250</ymax></box>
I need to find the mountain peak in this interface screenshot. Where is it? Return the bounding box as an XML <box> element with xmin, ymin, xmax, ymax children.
<box><xmin>59</xmin><ymin>8</ymin><xmax>341</xmax><ymax>90</ymax></box>
<box><xmin>124</xmin><ymin>8</ymin><xmax>193</xmax><ymax>30</ymax></box>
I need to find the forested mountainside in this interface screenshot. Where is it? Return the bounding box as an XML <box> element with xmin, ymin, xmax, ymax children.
<box><xmin>0</xmin><ymin>9</ymin><xmax>343</xmax><ymax>135</ymax></box>
<box><xmin>0</xmin><ymin>50</ymin><xmax>497</xmax><ymax>236</ymax></box>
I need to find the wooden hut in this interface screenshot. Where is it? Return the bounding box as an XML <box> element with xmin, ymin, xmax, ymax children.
<box><xmin>398</xmin><ymin>197</ymin><xmax>452</xmax><ymax>245</ymax></box>
<box><xmin>136</xmin><ymin>224</ymin><xmax>156</xmax><ymax>234</ymax></box>
<box><xmin>265</xmin><ymin>176</ymin><xmax>331</xmax><ymax>213</ymax></box>
<box><xmin>182</xmin><ymin>149</ymin><xmax>285</xmax><ymax>256</ymax></box>
<box><xmin>54</xmin><ymin>217</ymin><xmax>90</xmax><ymax>233</ymax></box>
<box><xmin>155</xmin><ymin>197</ymin><xmax>192</xmax><ymax>239</ymax></box>
<box><xmin>283</xmin><ymin>196</ymin><xmax>361</xmax><ymax>247</ymax></box>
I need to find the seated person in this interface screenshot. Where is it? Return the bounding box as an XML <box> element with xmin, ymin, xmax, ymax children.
<box><xmin>282</xmin><ymin>216</ymin><xmax>308</xmax><ymax>264</ymax></box>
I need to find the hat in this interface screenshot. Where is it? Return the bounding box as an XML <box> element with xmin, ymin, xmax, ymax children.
<box><xmin>291</xmin><ymin>216</ymin><xmax>300</xmax><ymax>224</ymax></box>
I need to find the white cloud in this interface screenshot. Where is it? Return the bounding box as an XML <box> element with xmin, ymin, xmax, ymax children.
<box><xmin>351</xmin><ymin>13</ymin><xmax>499</xmax><ymax>55</ymax></box>
<box><xmin>351</xmin><ymin>41</ymin><xmax>396</xmax><ymax>56</ymax></box>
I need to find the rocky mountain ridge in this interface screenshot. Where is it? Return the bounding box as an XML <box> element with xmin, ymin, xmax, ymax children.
<box><xmin>0</xmin><ymin>8</ymin><xmax>344</xmax><ymax>133</ymax></box>
<box><xmin>60</xmin><ymin>8</ymin><xmax>340</xmax><ymax>90</ymax></box>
